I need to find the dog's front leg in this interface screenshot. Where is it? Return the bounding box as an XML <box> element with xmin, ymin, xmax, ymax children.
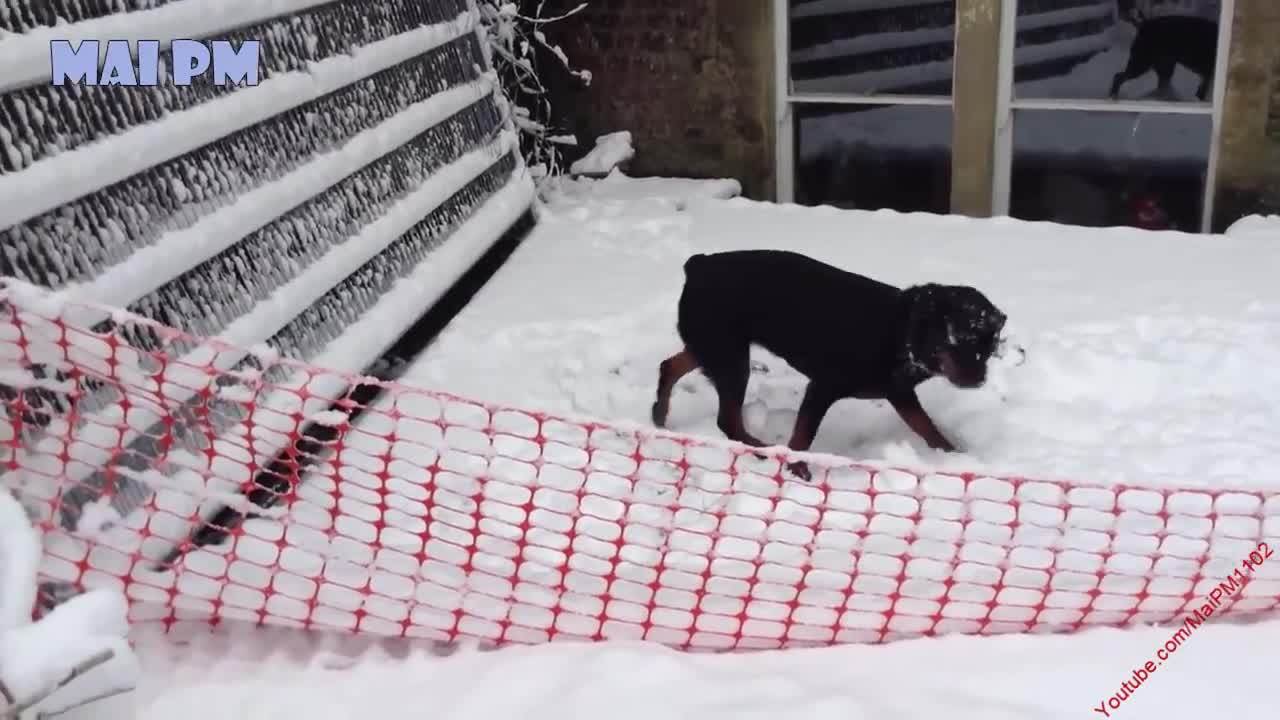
<box><xmin>887</xmin><ymin>390</ymin><xmax>956</xmax><ymax>452</ymax></box>
<box><xmin>782</xmin><ymin>383</ymin><xmax>839</xmax><ymax>481</ymax></box>
<box><xmin>1109</xmin><ymin>72</ymin><xmax>1125</xmax><ymax>99</ymax></box>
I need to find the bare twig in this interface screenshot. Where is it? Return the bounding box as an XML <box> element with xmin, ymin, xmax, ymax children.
<box><xmin>0</xmin><ymin>649</ymin><xmax>116</xmax><ymax>720</ymax></box>
<box><xmin>514</xmin><ymin>2</ymin><xmax>588</xmax><ymax>24</ymax></box>
<box><xmin>478</xmin><ymin>0</ymin><xmax>592</xmax><ymax>179</ymax></box>
<box><xmin>34</xmin><ymin>684</ymin><xmax>134</xmax><ymax>719</ymax></box>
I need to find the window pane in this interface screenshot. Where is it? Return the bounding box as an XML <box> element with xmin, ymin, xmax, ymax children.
<box><xmin>796</xmin><ymin>103</ymin><xmax>953</xmax><ymax>214</ymax></box>
<box><xmin>1013</xmin><ymin>0</ymin><xmax>1222</xmax><ymax>102</ymax></box>
<box><xmin>1009</xmin><ymin>109</ymin><xmax>1212</xmax><ymax>230</ymax></box>
<box><xmin>789</xmin><ymin>0</ymin><xmax>956</xmax><ymax>96</ymax></box>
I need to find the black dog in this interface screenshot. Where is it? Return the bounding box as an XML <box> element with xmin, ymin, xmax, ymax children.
<box><xmin>1109</xmin><ymin>13</ymin><xmax>1218</xmax><ymax>101</ymax></box>
<box><xmin>652</xmin><ymin>250</ymin><xmax>1008</xmax><ymax>480</ymax></box>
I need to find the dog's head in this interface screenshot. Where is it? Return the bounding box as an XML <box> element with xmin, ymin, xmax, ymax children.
<box><xmin>902</xmin><ymin>283</ymin><xmax>1007</xmax><ymax>389</ymax></box>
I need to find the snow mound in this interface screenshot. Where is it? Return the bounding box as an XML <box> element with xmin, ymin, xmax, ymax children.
<box><xmin>1224</xmin><ymin>214</ymin><xmax>1280</xmax><ymax>238</ymax></box>
<box><xmin>0</xmin><ymin>492</ymin><xmax>39</xmax><ymax>632</ymax></box>
<box><xmin>570</xmin><ymin>131</ymin><xmax>636</xmax><ymax>177</ymax></box>
<box><xmin>544</xmin><ymin>170</ymin><xmax>741</xmax><ymax>212</ymax></box>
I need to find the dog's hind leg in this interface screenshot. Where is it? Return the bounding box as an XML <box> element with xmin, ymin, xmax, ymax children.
<box><xmin>704</xmin><ymin>351</ymin><xmax>766</xmax><ymax>448</ymax></box>
<box><xmin>652</xmin><ymin>349</ymin><xmax>699</xmax><ymax>427</ymax></box>
<box><xmin>1110</xmin><ymin>53</ymin><xmax>1151</xmax><ymax>98</ymax></box>
<box><xmin>786</xmin><ymin>383</ymin><xmax>839</xmax><ymax>453</ymax></box>
<box><xmin>1153</xmin><ymin>57</ymin><xmax>1177</xmax><ymax>98</ymax></box>
<box><xmin>782</xmin><ymin>382</ymin><xmax>839</xmax><ymax>481</ymax></box>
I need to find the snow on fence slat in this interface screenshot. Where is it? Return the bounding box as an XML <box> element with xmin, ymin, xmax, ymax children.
<box><xmin>0</xmin><ymin>0</ymin><xmax>467</xmax><ymax>94</ymax></box>
<box><xmin>2</xmin><ymin>32</ymin><xmax>489</xmax><ymax>291</ymax></box>
<box><xmin>0</xmin><ymin>0</ymin><xmax>184</xmax><ymax>37</ymax></box>
<box><xmin>99</xmin><ymin>82</ymin><xmax>503</xmax><ymax>316</ymax></box>
<box><xmin>2</xmin><ymin>287</ymin><xmax>1278</xmax><ymax>651</ymax></box>
<box><xmin>0</xmin><ymin>1</ymin><xmax>472</xmax><ymax>174</ymax></box>
<box><xmin>0</xmin><ymin>6</ymin><xmax>477</xmax><ymax>227</ymax></box>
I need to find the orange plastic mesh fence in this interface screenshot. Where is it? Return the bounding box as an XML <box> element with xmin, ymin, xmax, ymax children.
<box><xmin>2</xmin><ymin>280</ymin><xmax>1278</xmax><ymax>650</ymax></box>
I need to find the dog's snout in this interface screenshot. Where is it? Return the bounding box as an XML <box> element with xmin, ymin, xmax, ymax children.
<box><xmin>993</xmin><ymin>337</ymin><xmax>1028</xmax><ymax>367</ymax></box>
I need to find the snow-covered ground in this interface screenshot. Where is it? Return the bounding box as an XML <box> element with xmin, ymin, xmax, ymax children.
<box><xmin>131</xmin><ymin>616</ymin><xmax>1273</xmax><ymax>720</ymax></box>
<box><xmin>114</xmin><ymin>176</ymin><xmax>1280</xmax><ymax>718</ymax></box>
<box><xmin>406</xmin><ymin>176</ymin><xmax>1280</xmax><ymax>491</ymax></box>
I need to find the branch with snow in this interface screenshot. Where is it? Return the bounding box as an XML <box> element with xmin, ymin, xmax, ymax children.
<box><xmin>477</xmin><ymin>1</ymin><xmax>593</xmax><ymax>180</ymax></box>
<box><xmin>0</xmin><ymin>491</ymin><xmax>139</xmax><ymax>720</ymax></box>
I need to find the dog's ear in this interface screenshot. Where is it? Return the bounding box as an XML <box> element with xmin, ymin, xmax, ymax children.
<box><xmin>901</xmin><ymin>283</ymin><xmax>954</xmax><ymax>357</ymax></box>
<box><xmin>897</xmin><ymin>284</ymin><xmax>951</xmax><ymax>381</ymax></box>
<box><xmin>902</xmin><ymin>283</ymin><xmax>942</xmax><ymax>334</ymax></box>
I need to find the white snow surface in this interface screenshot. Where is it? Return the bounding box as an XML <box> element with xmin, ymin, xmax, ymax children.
<box><xmin>128</xmin><ymin>607</ymin><xmax>1274</xmax><ymax>719</ymax></box>
<box><xmin>569</xmin><ymin>131</ymin><xmax>636</xmax><ymax>177</ymax></box>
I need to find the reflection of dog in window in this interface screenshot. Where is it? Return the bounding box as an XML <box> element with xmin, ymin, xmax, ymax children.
<box><xmin>1109</xmin><ymin>7</ymin><xmax>1218</xmax><ymax>101</ymax></box>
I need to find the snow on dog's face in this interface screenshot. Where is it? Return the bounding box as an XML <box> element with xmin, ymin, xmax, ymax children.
<box><xmin>905</xmin><ymin>284</ymin><xmax>1007</xmax><ymax>389</ymax></box>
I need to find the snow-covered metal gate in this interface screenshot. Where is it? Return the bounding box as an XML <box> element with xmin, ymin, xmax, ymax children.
<box><xmin>0</xmin><ymin>0</ymin><xmax>537</xmax><ymax>603</ymax></box>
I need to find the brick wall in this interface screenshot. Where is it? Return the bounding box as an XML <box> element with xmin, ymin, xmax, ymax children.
<box><xmin>1268</xmin><ymin>54</ymin><xmax>1280</xmax><ymax>142</ymax></box>
<box><xmin>539</xmin><ymin>0</ymin><xmax>775</xmax><ymax>200</ymax></box>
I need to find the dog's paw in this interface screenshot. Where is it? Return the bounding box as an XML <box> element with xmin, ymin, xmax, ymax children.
<box><xmin>650</xmin><ymin>401</ymin><xmax>667</xmax><ymax>428</ymax></box>
<box><xmin>929</xmin><ymin>439</ymin><xmax>958</xmax><ymax>453</ymax></box>
<box><xmin>785</xmin><ymin>461</ymin><xmax>812</xmax><ymax>482</ymax></box>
